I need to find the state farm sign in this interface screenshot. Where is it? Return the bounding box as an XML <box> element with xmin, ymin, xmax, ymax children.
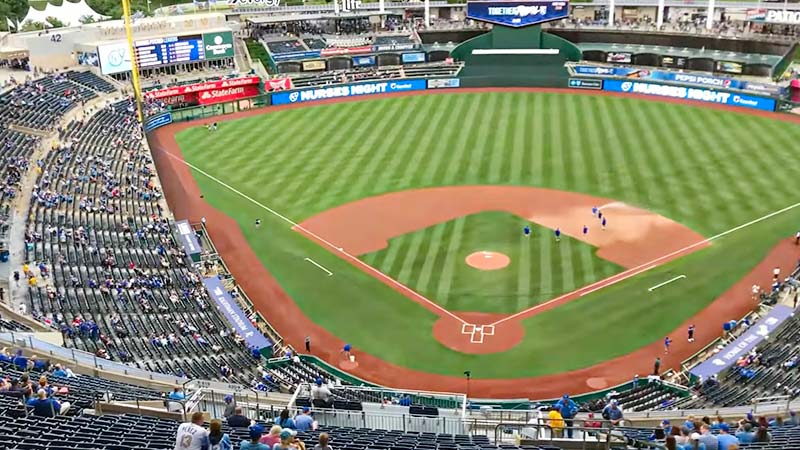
<box><xmin>144</xmin><ymin>77</ymin><xmax>262</xmax><ymax>100</ymax></box>
<box><xmin>143</xmin><ymin>76</ymin><xmax>266</xmax><ymax>106</ymax></box>
<box><xmin>198</xmin><ymin>85</ymin><xmax>260</xmax><ymax>104</ymax></box>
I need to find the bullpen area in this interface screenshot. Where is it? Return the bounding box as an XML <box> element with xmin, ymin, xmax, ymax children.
<box><xmin>149</xmin><ymin>89</ymin><xmax>800</xmax><ymax>399</ymax></box>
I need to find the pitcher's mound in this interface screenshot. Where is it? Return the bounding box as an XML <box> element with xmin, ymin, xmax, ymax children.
<box><xmin>465</xmin><ymin>251</ymin><xmax>510</xmax><ymax>270</ymax></box>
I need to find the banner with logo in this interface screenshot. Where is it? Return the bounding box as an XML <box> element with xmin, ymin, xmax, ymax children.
<box><xmin>144</xmin><ymin>77</ymin><xmax>261</xmax><ymax>106</ymax></box>
<box><xmin>572</xmin><ymin>66</ymin><xmax>744</xmax><ymax>90</ymax></box>
<box><xmin>202</xmin><ymin>277</ymin><xmax>273</xmax><ymax>350</ymax></box>
<box><xmin>352</xmin><ymin>55</ymin><xmax>376</xmax><ymax>67</ymax></box>
<box><xmin>265</xmin><ymin>77</ymin><xmax>293</xmax><ymax>92</ymax></box>
<box><xmin>741</xmin><ymin>81</ymin><xmax>786</xmax><ymax>96</ymax></box>
<box><xmin>320</xmin><ymin>46</ymin><xmax>372</xmax><ymax>57</ymax></box>
<box><xmin>272</xmin><ymin>50</ymin><xmax>321</xmax><ymax>62</ymax></box>
<box><xmin>568</xmin><ymin>78</ymin><xmax>602</xmax><ymax>90</ymax></box>
<box><xmin>603</xmin><ymin>79</ymin><xmax>776</xmax><ymax>111</ymax></box>
<box><xmin>466</xmin><ymin>0</ymin><xmax>569</xmax><ymax>27</ymax></box>
<box><xmin>271</xmin><ymin>79</ymin><xmax>427</xmax><ymax>105</ymax></box>
<box><xmin>144</xmin><ymin>112</ymin><xmax>173</xmax><ymax>132</ymax></box>
<box><xmin>373</xmin><ymin>43</ymin><xmax>417</xmax><ymax>52</ymax></box>
<box><xmin>427</xmin><ymin>78</ymin><xmax>461</xmax><ymax>89</ymax></box>
<box><xmin>690</xmin><ymin>305</ymin><xmax>793</xmax><ymax>379</ymax></box>
<box><xmin>746</xmin><ymin>8</ymin><xmax>800</xmax><ymax>24</ymax></box>
<box><xmin>202</xmin><ymin>31</ymin><xmax>234</xmax><ymax>60</ymax></box>
<box><xmin>175</xmin><ymin>220</ymin><xmax>202</xmax><ymax>259</ymax></box>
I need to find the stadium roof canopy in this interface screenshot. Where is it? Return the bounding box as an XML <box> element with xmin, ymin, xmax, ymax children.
<box><xmin>246</xmin><ymin>12</ymin><xmax>378</xmax><ymax>24</ymax></box>
<box><xmin>22</xmin><ymin>0</ymin><xmax>110</xmax><ymax>27</ymax></box>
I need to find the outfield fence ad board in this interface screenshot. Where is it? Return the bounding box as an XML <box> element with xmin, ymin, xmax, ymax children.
<box><xmin>271</xmin><ymin>79</ymin><xmax>428</xmax><ymax>105</ymax></box>
<box><xmin>603</xmin><ymin>79</ymin><xmax>777</xmax><ymax>111</ymax></box>
<box><xmin>690</xmin><ymin>305</ymin><xmax>794</xmax><ymax>379</ymax></box>
<box><xmin>202</xmin><ymin>276</ymin><xmax>273</xmax><ymax>351</ymax></box>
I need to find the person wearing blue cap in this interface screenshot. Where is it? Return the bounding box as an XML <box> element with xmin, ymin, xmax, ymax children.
<box><xmin>716</xmin><ymin>423</ymin><xmax>738</xmax><ymax>450</ymax></box>
<box><xmin>223</xmin><ymin>394</ymin><xmax>236</xmax><ymax>419</ymax></box>
<box><xmin>311</xmin><ymin>378</ymin><xmax>333</xmax><ymax>408</ymax></box>
<box><xmin>240</xmin><ymin>424</ymin><xmax>270</xmax><ymax>450</ymax></box>
<box><xmin>272</xmin><ymin>429</ymin><xmax>297</xmax><ymax>450</ymax></box>
<box><xmin>553</xmin><ymin>394</ymin><xmax>578</xmax><ymax>438</ymax></box>
<box><xmin>295</xmin><ymin>407</ymin><xmax>314</xmax><ymax>431</ymax></box>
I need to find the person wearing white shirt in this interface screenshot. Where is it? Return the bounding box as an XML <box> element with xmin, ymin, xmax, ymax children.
<box><xmin>174</xmin><ymin>412</ymin><xmax>210</xmax><ymax>450</ymax></box>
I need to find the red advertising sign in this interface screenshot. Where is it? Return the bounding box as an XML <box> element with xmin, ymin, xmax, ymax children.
<box><xmin>197</xmin><ymin>85</ymin><xmax>261</xmax><ymax>105</ymax></box>
<box><xmin>143</xmin><ymin>76</ymin><xmax>272</xmax><ymax>106</ymax></box>
<box><xmin>320</xmin><ymin>46</ymin><xmax>372</xmax><ymax>57</ymax></box>
<box><xmin>265</xmin><ymin>77</ymin><xmax>292</xmax><ymax>92</ymax></box>
<box><xmin>144</xmin><ymin>76</ymin><xmax>261</xmax><ymax>100</ymax></box>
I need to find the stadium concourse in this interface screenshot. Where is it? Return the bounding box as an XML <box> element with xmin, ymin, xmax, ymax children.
<box><xmin>0</xmin><ymin>3</ymin><xmax>798</xmax><ymax>450</ymax></box>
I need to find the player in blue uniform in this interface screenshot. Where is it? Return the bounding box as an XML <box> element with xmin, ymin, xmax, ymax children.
<box><xmin>602</xmin><ymin>217</ymin><xmax>607</xmax><ymax>230</ymax></box>
<box><xmin>554</xmin><ymin>228</ymin><xmax>561</xmax><ymax>242</ymax></box>
<box><xmin>664</xmin><ymin>337</ymin><xmax>672</xmax><ymax>354</ymax></box>
<box><xmin>687</xmin><ymin>325</ymin><xmax>695</xmax><ymax>343</ymax></box>
<box><xmin>591</xmin><ymin>206</ymin><xmax>598</xmax><ymax>217</ymax></box>
<box><xmin>523</xmin><ymin>225</ymin><xmax>531</xmax><ymax>237</ymax></box>
<box><xmin>582</xmin><ymin>225</ymin><xmax>588</xmax><ymax>236</ymax></box>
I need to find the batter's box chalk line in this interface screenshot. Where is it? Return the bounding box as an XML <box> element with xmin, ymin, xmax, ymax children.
<box><xmin>461</xmin><ymin>323</ymin><xmax>495</xmax><ymax>344</ymax></box>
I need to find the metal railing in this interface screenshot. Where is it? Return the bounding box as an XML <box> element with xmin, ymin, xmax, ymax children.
<box><xmin>492</xmin><ymin>420</ymin><xmax>634</xmax><ymax>450</ymax></box>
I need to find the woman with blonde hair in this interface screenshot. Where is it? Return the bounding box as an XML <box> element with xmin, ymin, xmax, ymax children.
<box><xmin>260</xmin><ymin>425</ymin><xmax>282</xmax><ymax>447</ymax></box>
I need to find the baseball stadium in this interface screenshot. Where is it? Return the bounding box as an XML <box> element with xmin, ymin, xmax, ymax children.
<box><xmin>0</xmin><ymin>0</ymin><xmax>799</xmax><ymax>449</ymax></box>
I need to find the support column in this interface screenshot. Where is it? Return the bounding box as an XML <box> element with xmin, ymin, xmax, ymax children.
<box><xmin>379</xmin><ymin>0</ymin><xmax>384</xmax><ymax>13</ymax></box>
<box><xmin>424</xmin><ymin>0</ymin><xmax>430</xmax><ymax>27</ymax></box>
<box><xmin>608</xmin><ymin>0</ymin><xmax>615</xmax><ymax>28</ymax></box>
<box><xmin>706</xmin><ymin>0</ymin><xmax>715</xmax><ymax>30</ymax></box>
<box><xmin>656</xmin><ymin>0</ymin><xmax>665</xmax><ymax>29</ymax></box>
<box><xmin>334</xmin><ymin>0</ymin><xmax>339</xmax><ymax>15</ymax></box>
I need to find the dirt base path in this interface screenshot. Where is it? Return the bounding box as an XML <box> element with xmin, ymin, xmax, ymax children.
<box><xmin>148</xmin><ymin>87</ymin><xmax>800</xmax><ymax>398</ymax></box>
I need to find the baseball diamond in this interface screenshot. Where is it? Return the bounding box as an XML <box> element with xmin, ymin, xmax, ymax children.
<box><xmin>150</xmin><ymin>89</ymin><xmax>800</xmax><ymax>398</ymax></box>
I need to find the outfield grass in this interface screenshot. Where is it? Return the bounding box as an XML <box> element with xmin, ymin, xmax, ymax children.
<box><xmin>176</xmin><ymin>92</ymin><xmax>800</xmax><ymax>378</ymax></box>
<box><xmin>361</xmin><ymin>211</ymin><xmax>622</xmax><ymax>313</ymax></box>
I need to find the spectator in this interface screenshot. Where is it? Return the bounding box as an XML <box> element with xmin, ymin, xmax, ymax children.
<box><xmin>27</xmin><ymin>389</ymin><xmax>68</xmax><ymax>417</ymax></box>
<box><xmin>314</xmin><ymin>433</ymin><xmax>333</xmax><ymax>450</ymax></box>
<box><xmin>754</xmin><ymin>426</ymin><xmax>771</xmax><ymax>443</ymax></box>
<box><xmin>209</xmin><ymin>419</ymin><xmax>232</xmax><ymax>450</ymax></box>
<box><xmin>311</xmin><ymin>379</ymin><xmax>332</xmax><ymax>408</ymax></box>
<box><xmin>51</xmin><ymin>364</ymin><xmax>70</xmax><ymax>378</ymax></box>
<box><xmin>259</xmin><ymin>425</ymin><xmax>282</xmax><ymax>447</ymax></box>
<box><xmin>735</xmin><ymin>423</ymin><xmax>755</xmax><ymax>444</ymax></box>
<box><xmin>275</xmin><ymin>409</ymin><xmax>296</xmax><ymax>429</ymax></box>
<box><xmin>240</xmin><ymin>424</ymin><xmax>269</xmax><ymax>450</ymax></box>
<box><xmin>666</xmin><ymin>436</ymin><xmax>677</xmax><ymax>450</ymax></box>
<box><xmin>398</xmin><ymin>394</ymin><xmax>411</xmax><ymax>406</ymax></box>
<box><xmin>169</xmin><ymin>387</ymin><xmax>187</xmax><ymax>400</ymax></box>
<box><xmin>602</xmin><ymin>400</ymin><xmax>624</xmax><ymax>426</ymax></box>
<box><xmin>547</xmin><ymin>406</ymin><xmax>564</xmax><ymax>438</ymax></box>
<box><xmin>787</xmin><ymin>411</ymin><xmax>798</xmax><ymax>426</ymax></box>
<box><xmin>227</xmin><ymin>407</ymin><xmax>251</xmax><ymax>428</ymax></box>
<box><xmin>174</xmin><ymin>411</ymin><xmax>210</xmax><ymax>450</ymax></box>
<box><xmin>716</xmin><ymin>423</ymin><xmax>738</xmax><ymax>450</ymax></box>
<box><xmin>553</xmin><ymin>394</ymin><xmax>578</xmax><ymax>438</ymax></box>
<box><xmin>272</xmin><ymin>428</ymin><xmax>296</xmax><ymax>450</ymax></box>
<box><xmin>223</xmin><ymin>394</ymin><xmax>237</xmax><ymax>419</ymax></box>
<box><xmin>697</xmin><ymin>424</ymin><xmax>719</xmax><ymax>450</ymax></box>
<box><xmin>583</xmin><ymin>413</ymin><xmax>602</xmax><ymax>429</ymax></box>
<box><xmin>295</xmin><ymin>407</ymin><xmax>314</xmax><ymax>431</ymax></box>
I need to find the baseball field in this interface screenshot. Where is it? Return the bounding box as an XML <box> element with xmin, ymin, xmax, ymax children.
<box><xmin>150</xmin><ymin>89</ymin><xmax>800</xmax><ymax>398</ymax></box>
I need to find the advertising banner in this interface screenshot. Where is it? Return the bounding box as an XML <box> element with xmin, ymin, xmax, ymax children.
<box><xmin>98</xmin><ymin>42</ymin><xmax>133</xmax><ymax>75</ymax></box>
<box><xmin>606</xmin><ymin>52</ymin><xmax>632</xmax><ymax>64</ymax></box>
<box><xmin>272</xmin><ymin>79</ymin><xmax>427</xmax><ymax>105</ymax></box>
<box><xmin>747</xmin><ymin>8</ymin><xmax>800</xmax><ymax>24</ymax></box>
<box><xmin>175</xmin><ymin>220</ymin><xmax>201</xmax><ymax>258</ymax></box>
<box><xmin>690</xmin><ymin>305</ymin><xmax>793</xmax><ymax>379</ymax></box>
<box><xmin>715</xmin><ymin>61</ymin><xmax>744</xmax><ymax>75</ymax></box>
<box><xmin>467</xmin><ymin>0</ymin><xmax>569</xmax><ymax>27</ymax></box>
<box><xmin>352</xmin><ymin>55</ymin><xmax>377</xmax><ymax>67</ymax></box>
<box><xmin>197</xmin><ymin>84</ymin><xmax>260</xmax><ymax>104</ymax></box>
<box><xmin>573</xmin><ymin>66</ymin><xmax>744</xmax><ymax>90</ymax></box>
<box><xmin>203</xmin><ymin>31</ymin><xmax>235</xmax><ymax>60</ymax></box>
<box><xmin>741</xmin><ymin>81</ymin><xmax>785</xmax><ymax>96</ymax></box>
<box><xmin>603</xmin><ymin>79</ymin><xmax>776</xmax><ymax>111</ymax></box>
<box><xmin>144</xmin><ymin>112</ymin><xmax>173</xmax><ymax>132</ymax></box>
<box><xmin>272</xmin><ymin>50</ymin><xmax>321</xmax><ymax>62</ymax></box>
<box><xmin>302</xmin><ymin>60</ymin><xmax>327</xmax><ymax>71</ymax></box>
<box><xmin>202</xmin><ymin>277</ymin><xmax>273</xmax><ymax>351</ymax></box>
<box><xmin>402</xmin><ymin>52</ymin><xmax>427</xmax><ymax>64</ymax></box>
<box><xmin>427</xmin><ymin>78</ymin><xmax>461</xmax><ymax>89</ymax></box>
<box><xmin>320</xmin><ymin>46</ymin><xmax>372</xmax><ymax>57</ymax></box>
<box><xmin>265</xmin><ymin>77</ymin><xmax>293</xmax><ymax>91</ymax></box>
<box><xmin>568</xmin><ymin>78</ymin><xmax>603</xmax><ymax>90</ymax></box>
<box><xmin>373</xmin><ymin>43</ymin><xmax>417</xmax><ymax>52</ymax></box>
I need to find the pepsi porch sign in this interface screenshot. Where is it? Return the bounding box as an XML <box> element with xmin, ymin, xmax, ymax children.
<box><xmin>467</xmin><ymin>0</ymin><xmax>569</xmax><ymax>27</ymax></box>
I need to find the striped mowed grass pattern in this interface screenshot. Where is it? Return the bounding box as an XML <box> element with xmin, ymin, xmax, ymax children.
<box><xmin>175</xmin><ymin>92</ymin><xmax>800</xmax><ymax>377</ymax></box>
<box><xmin>361</xmin><ymin>211</ymin><xmax>622</xmax><ymax>314</ymax></box>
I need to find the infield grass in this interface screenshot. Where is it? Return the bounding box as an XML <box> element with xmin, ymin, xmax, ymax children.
<box><xmin>175</xmin><ymin>92</ymin><xmax>800</xmax><ymax>378</ymax></box>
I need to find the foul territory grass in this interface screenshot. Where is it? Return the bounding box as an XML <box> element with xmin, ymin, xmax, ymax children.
<box><xmin>361</xmin><ymin>211</ymin><xmax>622</xmax><ymax>313</ymax></box>
<box><xmin>176</xmin><ymin>92</ymin><xmax>800</xmax><ymax>379</ymax></box>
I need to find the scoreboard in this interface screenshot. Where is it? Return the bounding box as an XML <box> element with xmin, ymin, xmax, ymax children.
<box><xmin>134</xmin><ymin>35</ymin><xmax>205</xmax><ymax>68</ymax></box>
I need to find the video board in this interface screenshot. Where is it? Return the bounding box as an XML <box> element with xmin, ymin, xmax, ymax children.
<box><xmin>134</xmin><ymin>35</ymin><xmax>205</xmax><ymax>69</ymax></box>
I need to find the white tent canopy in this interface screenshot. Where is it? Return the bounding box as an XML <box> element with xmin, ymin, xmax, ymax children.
<box><xmin>23</xmin><ymin>0</ymin><xmax>110</xmax><ymax>27</ymax></box>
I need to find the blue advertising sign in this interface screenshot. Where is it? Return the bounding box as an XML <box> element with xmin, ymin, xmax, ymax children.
<box><xmin>272</xmin><ymin>50</ymin><xmax>321</xmax><ymax>62</ymax></box>
<box><xmin>467</xmin><ymin>0</ymin><xmax>569</xmax><ymax>27</ymax></box>
<box><xmin>568</xmin><ymin>78</ymin><xmax>602</xmax><ymax>90</ymax></box>
<box><xmin>603</xmin><ymin>79</ymin><xmax>776</xmax><ymax>111</ymax></box>
<box><xmin>272</xmin><ymin>79</ymin><xmax>427</xmax><ymax>105</ymax></box>
<box><xmin>144</xmin><ymin>112</ymin><xmax>173</xmax><ymax>132</ymax></box>
<box><xmin>690</xmin><ymin>305</ymin><xmax>793</xmax><ymax>379</ymax></box>
<box><xmin>174</xmin><ymin>220</ymin><xmax>201</xmax><ymax>257</ymax></box>
<box><xmin>572</xmin><ymin>66</ymin><xmax>743</xmax><ymax>89</ymax></box>
<box><xmin>202</xmin><ymin>277</ymin><xmax>273</xmax><ymax>351</ymax></box>
<box><xmin>401</xmin><ymin>52</ymin><xmax>426</xmax><ymax>64</ymax></box>
<box><xmin>352</xmin><ymin>55</ymin><xmax>376</xmax><ymax>67</ymax></box>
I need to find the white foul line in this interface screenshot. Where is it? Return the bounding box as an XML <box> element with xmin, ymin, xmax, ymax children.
<box><xmin>490</xmin><ymin>200</ymin><xmax>800</xmax><ymax>327</ymax></box>
<box><xmin>304</xmin><ymin>258</ymin><xmax>333</xmax><ymax>276</ymax></box>
<box><xmin>648</xmin><ymin>275</ymin><xmax>686</xmax><ymax>292</ymax></box>
<box><xmin>156</xmin><ymin>147</ymin><xmax>468</xmax><ymax>325</ymax></box>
